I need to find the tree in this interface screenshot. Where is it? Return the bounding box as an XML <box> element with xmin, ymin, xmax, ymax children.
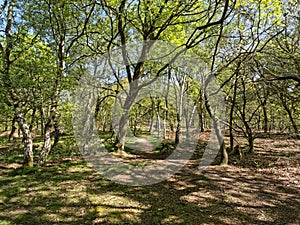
<box><xmin>0</xmin><ymin>0</ymin><xmax>36</xmax><ymax>167</ymax></box>
<box><xmin>96</xmin><ymin>0</ymin><xmax>232</xmax><ymax>152</ymax></box>
<box><xmin>23</xmin><ymin>0</ymin><xmax>97</xmax><ymax>165</ymax></box>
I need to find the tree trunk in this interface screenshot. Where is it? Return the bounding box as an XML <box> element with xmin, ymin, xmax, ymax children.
<box><xmin>149</xmin><ymin>96</ymin><xmax>155</xmax><ymax>133</ymax></box>
<box><xmin>163</xmin><ymin>114</ymin><xmax>167</xmax><ymax>139</ymax></box>
<box><xmin>39</xmin><ymin>105</ymin><xmax>44</xmax><ymax>136</ymax></box>
<box><xmin>204</xmin><ymin>92</ymin><xmax>227</xmax><ymax>165</ymax></box>
<box><xmin>163</xmin><ymin>68</ymin><xmax>171</xmax><ymax>139</ymax></box>
<box><xmin>187</xmin><ymin>103</ymin><xmax>197</xmax><ymax>138</ymax></box>
<box><xmin>248</xmin><ymin>135</ymin><xmax>254</xmax><ymax>154</ymax></box>
<box><xmin>14</xmin><ymin>107</ymin><xmax>34</xmax><ymax>167</ymax></box>
<box><xmin>198</xmin><ymin>91</ymin><xmax>205</xmax><ymax>132</ymax></box>
<box><xmin>281</xmin><ymin>94</ymin><xmax>298</xmax><ymax>134</ymax></box>
<box><xmin>175</xmin><ymin>113</ymin><xmax>181</xmax><ymax>145</ymax></box>
<box><xmin>115</xmin><ymin>112</ymin><xmax>130</xmax><ymax>152</ymax></box>
<box><xmin>52</xmin><ymin>122</ymin><xmax>60</xmax><ymax>149</ymax></box>
<box><xmin>39</xmin><ymin>80</ymin><xmax>61</xmax><ymax>165</ymax></box>
<box><xmin>115</xmin><ymin>83</ymin><xmax>139</xmax><ymax>152</ymax></box>
<box><xmin>220</xmin><ymin>140</ymin><xmax>228</xmax><ymax>165</ymax></box>
<box><xmin>155</xmin><ymin>100</ymin><xmax>161</xmax><ymax>139</ymax></box>
<box><xmin>8</xmin><ymin>116</ymin><xmax>17</xmax><ymax>142</ymax></box>
<box><xmin>229</xmin><ymin>75</ymin><xmax>238</xmax><ymax>153</ymax></box>
<box><xmin>262</xmin><ymin>103</ymin><xmax>268</xmax><ymax>133</ymax></box>
<box><xmin>39</xmin><ymin>122</ymin><xmax>52</xmax><ymax>165</ymax></box>
<box><xmin>175</xmin><ymin>74</ymin><xmax>185</xmax><ymax>145</ymax></box>
<box><xmin>29</xmin><ymin>107</ymin><xmax>36</xmax><ymax>132</ymax></box>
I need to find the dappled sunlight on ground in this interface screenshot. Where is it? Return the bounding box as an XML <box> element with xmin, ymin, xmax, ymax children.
<box><xmin>0</xmin><ymin>133</ymin><xmax>299</xmax><ymax>224</ymax></box>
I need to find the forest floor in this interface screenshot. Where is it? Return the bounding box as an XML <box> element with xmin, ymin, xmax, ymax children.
<box><xmin>0</xmin><ymin>132</ymin><xmax>299</xmax><ymax>225</ymax></box>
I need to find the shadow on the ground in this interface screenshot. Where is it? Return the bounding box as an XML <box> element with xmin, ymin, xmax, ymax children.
<box><xmin>0</xmin><ymin>134</ymin><xmax>299</xmax><ymax>225</ymax></box>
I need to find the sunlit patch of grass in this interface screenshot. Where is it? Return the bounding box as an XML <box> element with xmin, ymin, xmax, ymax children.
<box><xmin>153</xmin><ymin>139</ymin><xmax>175</xmax><ymax>155</ymax></box>
<box><xmin>89</xmin><ymin>193</ymin><xmax>148</xmax><ymax>224</ymax></box>
<box><xmin>161</xmin><ymin>215</ymin><xmax>185</xmax><ymax>224</ymax></box>
<box><xmin>0</xmin><ymin>221</ymin><xmax>12</xmax><ymax>225</ymax></box>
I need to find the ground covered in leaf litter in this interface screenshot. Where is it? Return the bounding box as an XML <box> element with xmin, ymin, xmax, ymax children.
<box><xmin>0</xmin><ymin>132</ymin><xmax>299</xmax><ymax>225</ymax></box>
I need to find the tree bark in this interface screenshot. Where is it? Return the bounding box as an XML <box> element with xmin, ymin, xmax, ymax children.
<box><xmin>163</xmin><ymin>69</ymin><xmax>171</xmax><ymax>139</ymax></box>
<box><xmin>281</xmin><ymin>93</ymin><xmax>298</xmax><ymax>134</ymax></box>
<box><xmin>52</xmin><ymin>122</ymin><xmax>61</xmax><ymax>149</ymax></box>
<box><xmin>115</xmin><ymin>111</ymin><xmax>130</xmax><ymax>152</ymax></box>
<box><xmin>29</xmin><ymin>107</ymin><xmax>36</xmax><ymax>132</ymax></box>
<box><xmin>115</xmin><ymin>83</ymin><xmax>139</xmax><ymax>152</ymax></box>
<box><xmin>262</xmin><ymin>103</ymin><xmax>268</xmax><ymax>133</ymax></box>
<box><xmin>8</xmin><ymin>116</ymin><xmax>17</xmax><ymax>142</ymax></box>
<box><xmin>204</xmin><ymin>92</ymin><xmax>227</xmax><ymax>165</ymax></box>
<box><xmin>229</xmin><ymin>75</ymin><xmax>238</xmax><ymax>153</ymax></box>
<box><xmin>14</xmin><ymin>106</ymin><xmax>34</xmax><ymax>167</ymax></box>
<box><xmin>198</xmin><ymin>90</ymin><xmax>205</xmax><ymax>132</ymax></box>
<box><xmin>248</xmin><ymin>135</ymin><xmax>254</xmax><ymax>154</ymax></box>
<box><xmin>149</xmin><ymin>96</ymin><xmax>155</xmax><ymax>133</ymax></box>
<box><xmin>175</xmin><ymin>74</ymin><xmax>185</xmax><ymax>145</ymax></box>
<box><xmin>155</xmin><ymin>100</ymin><xmax>161</xmax><ymax>139</ymax></box>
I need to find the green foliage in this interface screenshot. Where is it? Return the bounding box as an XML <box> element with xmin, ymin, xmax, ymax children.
<box><xmin>0</xmin><ymin>0</ymin><xmax>299</xmax><ymax>167</ymax></box>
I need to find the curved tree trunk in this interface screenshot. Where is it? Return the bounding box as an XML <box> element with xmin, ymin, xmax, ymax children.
<box><xmin>281</xmin><ymin>94</ymin><xmax>298</xmax><ymax>134</ymax></box>
<box><xmin>115</xmin><ymin>83</ymin><xmax>139</xmax><ymax>152</ymax></box>
<box><xmin>204</xmin><ymin>92</ymin><xmax>227</xmax><ymax>165</ymax></box>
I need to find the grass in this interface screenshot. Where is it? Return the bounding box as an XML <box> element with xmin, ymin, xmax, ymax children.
<box><xmin>0</xmin><ymin>132</ymin><xmax>300</xmax><ymax>224</ymax></box>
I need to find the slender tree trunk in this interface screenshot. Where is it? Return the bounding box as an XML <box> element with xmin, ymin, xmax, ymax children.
<box><xmin>163</xmin><ymin>68</ymin><xmax>171</xmax><ymax>139</ymax></box>
<box><xmin>175</xmin><ymin>115</ymin><xmax>181</xmax><ymax>144</ymax></box>
<box><xmin>204</xmin><ymin>92</ymin><xmax>227</xmax><ymax>165</ymax></box>
<box><xmin>163</xmin><ymin>114</ymin><xmax>167</xmax><ymax>139</ymax></box>
<box><xmin>244</xmin><ymin>117</ymin><xmax>255</xmax><ymax>154</ymax></box>
<box><xmin>187</xmin><ymin>103</ymin><xmax>197</xmax><ymax>137</ymax></box>
<box><xmin>256</xmin><ymin>86</ymin><xmax>269</xmax><ymax>133</ymax></box>
<box><xmin>198</xmin><ymin>91</ymin><xmax>205</xmax><ymax>132</ymax></box>
<box><xmin>155</xmin><ymin>100</ymin><xmax>161</xmax><ymax>138</ymax></box>
<box><xmin>257</xmin><ymin>113</ymin><xmax>261</xmax><ymax>130</ymax></box>
<box><xmin>39</xmin><ymin>77</ymin><xmax>62</xmax><ymax>165</ymax></box>
<box><xmin>149</xmin><ymin>96</ymin><xmax>155</xmax><ymax>133</ymax></box>
<box><xmin>8</xmin><ymin>116</ymin><xmax>17</xmax><ymax>142</ymax></box>
<box><xmin>38</xmin><ymin>105</ymin><xmax>44</xmax><ymax>136</ymax></box>
<box><xmin>29</xmin><ymin>107</ymin><xmax>36</xmax><ymax>132</ymax></box>
<box><xmin>39</xmin><ymin>71</ymin><xmax>62</xmax><ymax>165</ymax></box>
<box><xmin>281</xmin><ymin>94</ymin><xmax>298</xmax><ymax>133</ymax></box>
<box><xmin>184</xmin><ymin>96</ymin><xmax>192</xmax><ymax>139</ymax></box>
<box><xmin>262</xmin><ymin>103</ymin><xmax>268</xmax><ymax>133</ymax></box>
<box><xmin>229</xmin><ymin>75</ymin><xmax>238</xmax><ymax>153</ymax></box>
<box><xmin>175</xmin><ymin>75</ymin><xmax>185</xmax><ymax>145</ymax></box>
<box><xmin>240</xmin><ymin>78</ymin><xmax>256</xmax><ymax>154</ymax></box>
<box><xmin>248</xmin><ymin>135</ymin><xmax>254</xmax><ymax>154</ymax></box>
<box><xmin>149</xmin><ymin>118</ymin><xmax>154</xmax><ymax>133</ymax></box>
